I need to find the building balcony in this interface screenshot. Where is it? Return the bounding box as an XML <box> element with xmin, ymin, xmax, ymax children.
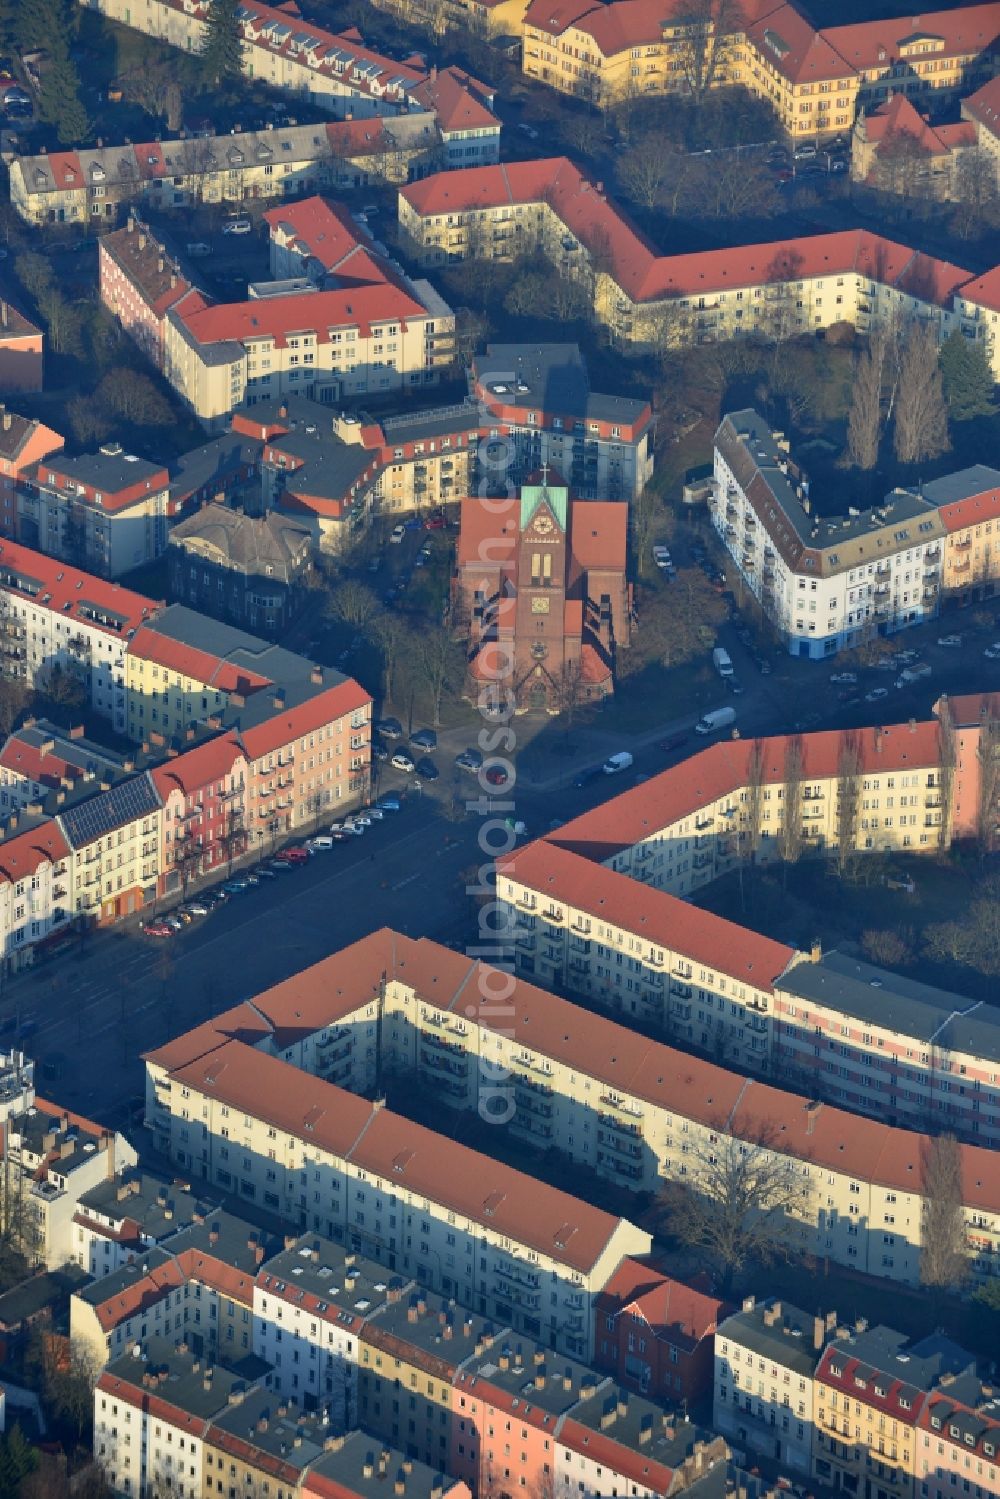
<box><xmin>597</xmin><ymin>1128</ymin><xmax>641</xmax><ymax>1158</ymax></box>
<box><xmin>419</xmin><ymin>1047</ymin><xmax>467</xmax><ymax>1078</ymax></box>
<box><xmin>597</xmin><ymin>1150</ymin><xmax>643</xmax><ymax>1181</ymax></box>
<box><xmin>514</xmin><ymin>1084</ymin><xmax>553</xmax><ymax>1118</ymax></box>
<box><xmin>598</xmin><ymin>1098</ymin><xmax>643</xmax><ymax>1130</ymax></box>
<box><xmin>953</xmin><ymin>536</ymin><xmax>972</xmax><ymax>551</ymax></box>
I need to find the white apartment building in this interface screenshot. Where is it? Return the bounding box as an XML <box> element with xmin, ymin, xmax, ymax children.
<box><xmin>145</xmin><ymin>928</ymin><xmax>1000</xmax><ymax>1293</ymax></box>
<box><xmin>20</xmin><ymin>449</ymin><xmax>172</xmax><ymax>580</ymax></box>
<box><xmin>0</xmin><ymin>821</ymin><xmax>74</xmax><ymax>971</ymax></box>
<box><xmin>712</xmin><ymin>411</ymin><xmax>947</xmax><ymax>658</ymax></box>
<box><xmin>95</xmin><ymin>1340</ymin><xmax>263</xmax><ymax>1499</ymax></box>
<box><xmin>0</xmin><ymin>538</ymin><xmax>159</xmax><ymax>735</ymax></box>
<box><xmin>144</xmin><ymin>1029</ymin><xmax>652</xmax><ymax>1359</ymax></box>
<box><xmin>254</xmin><ymin>1236</ymin><xmax>401</xmax><ymax>1421</ymax></box>
<box><xmin>714</xmin><ymin>1298</ymin><xmax>833</xmax><ymax>1474</ymax></box>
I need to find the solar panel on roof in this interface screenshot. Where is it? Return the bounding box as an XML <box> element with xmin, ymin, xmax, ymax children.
<box><xmin>60</xmin><ymin>775</ymin><xmax>159</xmax><ymax>849</ymax></box>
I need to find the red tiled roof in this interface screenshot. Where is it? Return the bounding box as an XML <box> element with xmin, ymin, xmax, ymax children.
<box><xmin>402</xmin><ymin>164</ymin><xmax>974</xmax><ymax>308</ymax></box>
<box><xmin>151</xmin><ymin>734</ymin><xmax>246</xmax><ymax>802</ymax></box>
<box><xmin>0</xmin><ymin>736</ymin><xmax>80</xmax><ymax>792</ymax></box>
<box><xmin>500</xmin><ymin>838</ymin><xmax>795</xmax><ymax>991</ymax></box>
<box><xmin>410</xmin><ymin>65</ymin><xmax>498</xmax><ymax>133</ymax></box>
<box><xmin>570</xmin><ymin>501</ymin><xmax>628</xmax><ymax>572</ymax></box>
<box><xmin>596</xmin><ymin>1258</ymin><xmax>723</xmax><ymax>1347</ymax></box>
<box><xmin>963</xmin><ymin>71</ymin><xmax>1000</xmax><ymax>135</ymax></box>
<box><xmin>862</xmin><ymin>93</ymin><xmax>975</xmax><ymax>155</ymax></box>
<box><xmin>263</xmin><ymin>194</ymin><xmax>370</xmax><ymax>272</ymax></box>
<box><xmin>917</xmin><ymin>1392</ymin><xmax>1000</xmax><ymax>1453</ymax></box>
<box><xmin>523</xmin><ymin>0</ymin><xmax>603</xmax><ymax>34</ymax></box>
<box><xmin>538</xmin><ymin>720</ymin><xmax>944</xmax><ymax>860</ymax></box>
<box><xmin>816</xmin><ymin>1344</ymin><xmax>926</xmax><ymax>1422</ymax></box>
<box><xmin>937</xmin><ymin>485</ymin><xmax>1000</xmax><ymax>533</ymax></box>
<box><xmin>0</xmin><ymin>539</ymin><xmax>159</xmax><ymax>638</ymax></box>
<box><xmin>90</xmin><ymin>1259</ymin><xmax>187</xmax><ymax>1332</ymax></box>
<box><xmin>0</xmin><ymin>823</ymin><xmax>67</xmax><ymax>883</ymax></box>
<box><xmin>127</xmin><ymin>626</ymin><xmax>272</xmax><ymax>695</ymax></box>
<box><xmin>177</xmin><ymin>283</ymin><xmax>426</xmax><ymax>347</ymax></box>
<box><xmin>556</xmin><ymin>1416</ymin><xmax>676</xmax><ymax>1492</ymax></box>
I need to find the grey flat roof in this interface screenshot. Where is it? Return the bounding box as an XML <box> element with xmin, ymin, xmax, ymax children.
<box><xmin>48</xmin><ymin>451</ymin><xmax>166</xmax><ymax>493</ymax></box>
<box><xmin>474</xmin><ymin>342</ymin><xmax>649</xmax><ymax>425</ymax></box>
<box><xmin>718</xmin><ymin>1299</ymin><xmax>822</xmax><ymax>1377</ymax></box>
<box><xmin>921</xmin><ymin>465</ymin><xmax>1000</xmax><ymax>505</ymax></box>
<box><xmin>777</xmin><ymin>950</ymin><xmax>1000</xmax><ymax>1063</ymax></box>
<box><xmin>307</xmin><ymin>1428</ymin><xmax>453</xmax><ymax>1497</ymax></box>
<box><xmin>77</xmin><ymin>1170</ymin><xmax>213</xmax><ymax>1240</ymax></box>
<box><xmin>258</xmin><ymin>1234</ymin><xmax>400</xmax><ymax>1320</ymax></box>
<box><xmin>102</xmin><ymin>1337</ymin><xmax>265</xmax><ymax>1420</ymax></box>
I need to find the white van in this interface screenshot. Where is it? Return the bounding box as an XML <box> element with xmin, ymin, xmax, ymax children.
<box><xmin>602</xmin><ymin>752</ymin><xmax>634</xmax><ymax>774</ymax></box>
<box><xmin>713</xmin><ymin>647</ymin><xmax>734</xmax><ymax>677</ymax></box>
<box><xmin>695</xmin><ymin>706</ymin><xmax>737</xmax><ymax>735</ymax></box>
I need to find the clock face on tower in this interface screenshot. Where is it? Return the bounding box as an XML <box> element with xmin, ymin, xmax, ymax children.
<box><xmin>532</xmin><ymin>512</ymin><xmax>554</xmax><ymax>536</ymax></box>
<box><xmin>531</xmin><ymin>596</ymin><xmax>550</xmax><ymax>614</ymax></box>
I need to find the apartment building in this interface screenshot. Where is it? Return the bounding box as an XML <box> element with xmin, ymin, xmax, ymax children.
<box><xmin>357</xmin><ymin>1288</ymin><xmax>503</xmax><ymax>1470</ymax></box>
<box><xmin>20</xmin><ymin>448</ymin><xmax>172</xmax><ymax>579</ymax></box>
<box><xmin>408</xmin><ymin>67</ymin><xmax>502</xmax><ymax>167</ymax></box>
<box><xmin>71</xmin><ymin>1209</ymin><xmax>277</xmax><ymax>1367</ymax></box>
<box><xmin>712</xmin><ymin>411</ymin><xmax>947</xmax><ymax>657</ymax></box>
<box><xmin>397</xmin><ymin>162</ymin><xmax>981</xmax><ymax>358</ymax></box>
<box><xmin>916</xmin><ymin>1385</ymin><xmax>1000</xmax><ymax>1499</ymax></box>
<box><xmin>931</xmin><ymin>466</ymin><xmax>1000</xmax><ymax>602</ymax></box>
<box><xmin>0</xmin><ymin>300</ymin><xmax>43</xmax><ymax>394</ymax></box>
<box><xmin>520</xmin><ymin>0</ymin><xmax>1000</xmax><ymax>138</ymax></box>
<box><xmin>9</xmin><ymin>115</ymin><xmax>444</xmax><ymax>226</ymax></box>
<box><xmin>0</xmin><ymin>408</ymin><xmax>63</xmax><ymax>540</ymax></box>
<box><xmin>0</xmin><ymin>1063</ymin><xmax>136</xmax><ymax>1269</ymax></box>
<box><xmin>0</xmin><ymin>721</ymin><xmax>130</xmax><ymax>815</ymax></box>
<box><xmin>166</xmin><ymin>504</ymin><xmax>313</xmax><ymax>636</ymax></box>
<box><xmin>145</xmin><ymin>925</ymin><xmax>1000</xmax><ymax>1293</ymax></box>
<box><xmin>102</xmin><ymin>210</ymin><xmax>455</xmax><ymax>426</ymax></box>
<box><xmin>594</xmin><ymin>1258</ymin><xmax>725</xmax><ymax>1405</ymax></box>
<box><xmin>814</xmin><ymin>1326</ymin><xmax>978</xmax><ymax>1499</ymax></box>
<box><xmin>152</xmin><ymin>733</ymin><xmax>249</xmax><ymax>897</ymax></box>
<box><xmin>302</xmin><ymin>1432</ymin><xmax>472</xmax><ymax>1499</ymax></box>
<box><xmin>0</xmin><ymin>539</ymin><xmax>159</xmax><ymax>734</ymax></box>
<box><xmin>55</xmin><ymin>771</ymin><xmax>162</xmax><ymax>925</ymax></box>
<box><xmin>471</xmin><ymin>341</ymin><xmax>654</xmax><ymax>502</ymax></box>
<box><xmin>714</xmin><ymin>1298</ymin><xmax>831</xmax><ymax>1473</ymax></box>
<box><xmin>94</xmin><ymin>1338</ymin><xmax>267</xmax><ymax>1499</ymax></box>
<box><xmin>0</xmin><ymin>821</ymin><xmax>74</xmax><ymax>968</ymax></box>
<box><xmin>205</xmin><ymin>1388</ymin><xmax>359</xmax><ymax>1494</ymax></box>
<box><xmin>144</xmin><ymin>1005</ymin><xmax>653</xmax><ymax>1357</ymax></box>
<box><xmin>961</xmin><ymin>72</ymin><xmax>1000</xmax><ymax>170</ymax></box>
<box><xmin>72</xmin><ymin>1169</ymin><xmax>209</xmax><ymax>1276</ymax></box>
<box><xmin>255</xmin><ymin>1234</ymin><xmax>409</xmax><ymax>1420</ymax></box>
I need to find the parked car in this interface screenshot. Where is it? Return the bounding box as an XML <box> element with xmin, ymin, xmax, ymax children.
<box><xmin>602</xmin><ymin>752</ymin><xmax>634</xmax><ymax>774</ymax></box>
<box><xmin>376</xmin><ymin>794</ymin><xmax>402</xmax><ymax>811</ymax></box>
<box><xmin>307</xmin><ymin>836</ymin><xmax>335</xmax><ymax>851</ymax></box>
<box><xmin>455</xmin><ymin>747</ymin><xmax>483</xmax><ymax>771</ymax></box>
<box><xmin>658</xmin><ymin>731</ymin><xmax>689</xmax><ymax>753</ymax></box>
<box><xmin>986</xmin><ymin>642</ymin><xmax>1000</xmax><ymax>660</ymax></box>
<box><xmin>144</xmin><ymin>921</ymin><xmax>174</xmax><ymax>938</ymax></box>
<box><xmin>423</xmin><ymin>514</ymin><xmax>446</xmax><ymax>530</ymax></box>
<box><xmin>416</xmin><ymin>756</ymin><xmax>439</xmax><ymax>781</ymax></box>
<box><xmin>267</xmin><ymin>859</ymin><xmax>295</xmax><ymax>872</ymax></box>
<box><xmin>256</xmin><ymin>866</ymin><xmax>278</xmax><ymax>879</ymax></box>
<box><xmin>389</xmin><ymin>524</ymin><xmax>406</xmax><ymax>543</ymax></box>
<box><xmin>793</xmin><ymin>143</ymin><xmax>817</xmax><ymax>160</ymax></box>
<box><xmin>223</xmin><ymin>878</ymin><xmax>249</xmax><ymax>893</ymax></box>
<box><xmin>410</xmin><ymin>727</ymin><xmax>437</xmax><ymax>750</ymax></box>
<box><xmin>652</xmin><ymin>545</ymin><xmax>672</xmax><ymax>569</ymax></box>
<box><xmin>865</xmin><ymin>687</ymin><xmax>890</xmax><ymax>702</ymax></box>
<box><xmin>937</xmin><ymin>635</ymin><xmax>963</xmax><ymax>648</ymax></box>
<box><xmin>830</xmin><ymin>672</ymin><xmax>857</xmax><ymax>685</ymax></box>
<box><xmin>222</xmin><ymin>217</ymin><xmax>252</xmax><ymax>235</ymax></box>
<box><xmin>484</xmin><ymin>765</ymin><xmax>509</xmax><ymax>786</ymax></box>
<box><xmin>186</xmin><ymin>241</ymin><xmax>212</xmax><ymax>257</ymax></box>
<box><xmin>186</xmin><ymin>901</ymin><xmax>210</xmax><ymax>916</ymax></box>
<box><xmin>375</xmin><ymin>717</ymin><xmax>403</xmax><ymax>739</ymax></box>
<box><xmin>391</xmin><ymin>750</ymin><xmax>415</xmax><ymax>772</ymax></box>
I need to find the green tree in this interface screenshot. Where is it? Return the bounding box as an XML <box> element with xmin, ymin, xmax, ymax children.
<box><xmin>17</xmin><ymin>0</ymin><xmax>69</xmax><ymax>51</ymax></box>
<box><xmin>38</xmin><ymin>46</ymin><xmax>89</xmax><ymax>146</ymax></box>
<box><xmin>0</xmin><ymin>1425</ymin><xmax>39</xmax><ymax>1493</ymax></box>
<box><xmin>939</xmin><ymin>331</ymin><xmax>996</xmax><ymax>421</ymax></box>
<box><xmin>200</xmin><ymin>0</ymin><xmax>244</xmax><ymax>85</ymax></box>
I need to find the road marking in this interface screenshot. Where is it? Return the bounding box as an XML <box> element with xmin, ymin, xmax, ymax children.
<box><xmin>391</xmin><ymin>872</ymin><xmax>421</xmax><ymax>891</ymax></box>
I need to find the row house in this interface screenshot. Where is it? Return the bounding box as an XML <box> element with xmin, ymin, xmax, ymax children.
<box><xmin>8</xmin><ymin>115</ymin><xmax>444</xmax><ymax>227</ymax></box>
<box><xmin>142</xmin><ymin>926</ymin><xmax>1000</xmax><ymax>1293</ymax></box>
<box><xmin>21</xmin><ymin>448</ymin><xmax>172</xmax><ymax>579</ymax></box>
<box><xmin>712</xmin><ymin>411</ymin><xmax>948</xmax><ymax>658</ymax></box>
<box><xmin>152</xmin><ymin>733</ymin><xmax>250</xmax><ymax>897</ymax></box>
<box><xmin>814</xmin><ymin>1326</ymin><xmax>979</xmax><ymax>1499</ymax></box>
<box><xmin>917</xmin><ymin>1386</ymin><xmax>1000</xmax><ymax>1499</ymax></box>
<box><xmin>398</xmin><ymin>162</ymin><xmax>985</xmax><ymax>360</ymax></box>
<box><xmin>0</xmin><ymin>720</ymin><xmax>130</xmax><ymax>816</ymax></box>
<box><xmin>72</xmin><ymin>1169</ymin><xmax>208</xmax><ymax>1277</ymax></box>
<box><xmin>95</xmin><ymin>1338</ymin><xmax>266</xmax><ymax>1499</ymax></box>
<box><xmin>56</xmin><ymin>770</ymin><xmax>162</xmax><ymax>925</ymax></box>
<box><xmin>0</xmin><ymin>821</ymin><xmax>73</xmax><ymax>970</ymax></box>
<box><xmin>714</xmin><ymin>1298</ymin><xmax>833</xmax><ymax>1474</ymax></box>
<box><xmin>594</xmin><ymin>1258</ymin><xmax>726</xmax><ymax>1406</ymax></box>
<box><xmin>0</xmin><ymin>537</ymin><xmax>159</xmax><ymax>735</ymax></box>
<box><xmin>934</xmin><ymin>467</ymin><xmax>1000</xmax><ymax>602</ymax></box>
<box><xmin>143</xmin><ymin>1019</ymin><xmax>653</xmax><ymax>1358</ymax></box>
<box><xmin>71</xmin><ymin>1209</ymin><xmax>277</xmax><ymax>1368</ymax></box>
<box><xmin>0</xmin><ymin>1058</ymin><xmax>136</xmax><ymax>1269</ymax></box>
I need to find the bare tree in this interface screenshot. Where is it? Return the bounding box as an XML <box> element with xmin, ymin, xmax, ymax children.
<box><xmin>778</xmin><ymin>733</ymin><xmax>805</xmax><ymax>871</ymax></box>
<box><xmin>976</xmin><ymin>698</ymin><xmax>1000</xmax><ymax>859</ymax></box>
<box><xmin>617</xmin><ymin>134</ymin><xmax>670</xmax><ymax>208</ymax></box>
<box><xmin>554</xmin><ymin>657</ymin><xmax>586</xmax><ymax>733</ymax></box>
<box><xmin>920</xmin><ymin>1132</ymin><xmax>968</xmax><ymax>1292</ymax></box>
<box><xmin>834</xmin><ymin>729</ymin><xmax>864</xmax><ymax>880</ymax></box>
<box><xmin>413</xmin><ymin>624</ymin><xmax>466</xmax><ymax>726</ymax></box>
<box><xmin>846</xmin><ymin>326</ymin><xmax>890</xmax><ymax>470</ymax></box>
<box><xmin>325</xmin><ymin>579</ymin><xmax>381</xmax><ymax>629</ymax></box>
<box><xmin>670</xmin><ymin>0</ymin><xmax>745</xmax><ymax>105</ymax></box>
<box><xmin>893</xmin><ymin>322</ymin><xmax>950</xmax><ymax>466</ymax></box>
<box><xmin>936</xmin><ymin>696</ymin><xmax>956</xmax><ymax>852</ymax></box>
<box><xmin>372</xmin><ymin>610</ymin><xmax>407</xmax><ymax>706</ymax></box>
<box><xmin>872</xmin><ymin>127</ymin><xmax>932</xmax><ymax>201</ymax></box>
<box><xmin>951</xmin><ymin>147</ymin><xmax>1000</xmax><ymax>238</ymax></box>
<box><xmin>738</xmin><ymin>738</ymin><xmax>766</xmax><ymax>908</ymax></box>
<box><xmin>657</xmin><ymin>1121</ymin><xmax>813</xmax><ymax>1291</ymax></box>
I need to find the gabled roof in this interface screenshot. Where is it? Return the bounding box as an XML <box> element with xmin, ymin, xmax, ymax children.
<box><xmin>151</xmin><ymin>734</ymin><xmax>246</xmax><ymax>802</ymax></box>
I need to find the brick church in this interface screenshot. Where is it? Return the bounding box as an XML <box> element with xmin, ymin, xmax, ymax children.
<box><xmin>453</xmin><ymin>473</ymin><xmax>631</xmax><ymax>713</ymax></box>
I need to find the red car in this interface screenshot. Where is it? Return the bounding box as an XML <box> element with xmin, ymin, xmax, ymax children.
<box><xmin>143</xmin><ymin>921</ymin><xmax>174</xmax><ymax>938</ymax></box>
<box><xmin>485</xmin><ymin>766</ymin><xmax>509</xmax><ymax>787</ymax></box>
<box><xmin>274</xmin><ymin>846</ymin><xmax>309</xmax><ymax>865</ymax></box>
<box><xmin>423</xmin><ymin>515</ymin><xmax>446</xmax><ymax>530</ymax></box>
